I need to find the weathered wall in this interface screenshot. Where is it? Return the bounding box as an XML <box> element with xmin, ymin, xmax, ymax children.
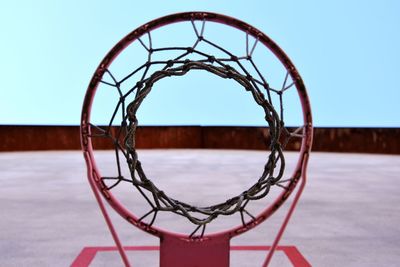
<box><xmin>0</xmin><ymin>126</ymin><xmax>398</xmax><ymax>154</ymax></box>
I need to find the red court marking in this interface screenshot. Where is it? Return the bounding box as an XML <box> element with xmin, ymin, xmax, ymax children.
<box><xmin>71</xmin><ymin>245</ymin><xmax>311</xmax><ymax>267</ymax></box>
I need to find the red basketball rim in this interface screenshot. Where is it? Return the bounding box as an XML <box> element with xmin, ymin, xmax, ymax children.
<box><xmin>80</xmin><ymin>11</ymin><xmax>313</xmax><ymax>240</ymax></box>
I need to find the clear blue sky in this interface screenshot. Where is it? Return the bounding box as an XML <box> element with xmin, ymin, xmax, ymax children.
<box><xmin>1</xmin><ymin>0</ymin><xmax>399</xmax><ymax>127</ymax></box>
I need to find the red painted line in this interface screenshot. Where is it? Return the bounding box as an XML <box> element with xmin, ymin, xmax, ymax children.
<box><xmin>281</xmin><ymin>246</ymin><xmax>312</xmax><ymax>267</ymax></box>
<box><xmin>71</xmin><ymin>245</ymin><xmax>311</xmax><ymax>266</ymax></box>
<box><xmin>70</xmin><ymin>247</ymin><xmax>99</xmax><ymax>267</ymax></box>
<box><xmin>92</xmin><ymin>246</ymin><xmax>159</xmax><ymax>251</ymax></box>
<box><xmin>231</xmin><ymin>246</ymin><xmax>311</xmax><ymax>266</ymax></box>
<box><xmin>231</xmin><ymin>245</ymin><xmax>271</xmax><ymax>251</ymax></box>
<box><xmin>70</xmin><ymin>246</ymin><xmax>159</xmax><ymax>267</ymax></box>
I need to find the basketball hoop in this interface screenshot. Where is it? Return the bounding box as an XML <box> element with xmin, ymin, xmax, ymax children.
<box><xmin>81</xmin><ymin>12</ymin><xmax>313</xmax><ymax>267</ymax></box>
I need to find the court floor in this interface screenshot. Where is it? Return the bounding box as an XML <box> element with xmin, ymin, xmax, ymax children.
<box><xmin>1</xmin><ymin>149</ymin><xmax>399</xmax><ymax>266</ymax></box>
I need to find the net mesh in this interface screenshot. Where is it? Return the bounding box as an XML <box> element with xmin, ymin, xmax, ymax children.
<box><xmin>88</xmin><ymin>19</ymin><xmax>305</xmax><ymax>237</ymax></box>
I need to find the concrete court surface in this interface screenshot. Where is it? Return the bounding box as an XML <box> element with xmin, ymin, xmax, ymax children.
<box><xmin>1</xmin><ymin>149</ymin><xmax>400</xmax><ymax>266</ymax></box>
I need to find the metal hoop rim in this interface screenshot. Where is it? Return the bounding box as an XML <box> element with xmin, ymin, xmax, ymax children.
<box><xmin>80</xmin><ymin>11</ymin><xmax>313</xmax><ymax>240</ymax></box>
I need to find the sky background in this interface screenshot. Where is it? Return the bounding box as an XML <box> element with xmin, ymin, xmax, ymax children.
<box><xmin>1</xmin><ymin>0</ymin><xmax>399</xmax><ymax>127</ymax></box>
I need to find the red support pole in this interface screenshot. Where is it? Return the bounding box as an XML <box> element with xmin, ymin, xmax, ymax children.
<box><xmin>84</xmin><ymin>152</ymin><xmax>131</xmax><ymax>267</ymax></box>
<box><xmin>263</xmin><ymin>157</ymin><xmax>309</xmax><ymax>266</ymax></box>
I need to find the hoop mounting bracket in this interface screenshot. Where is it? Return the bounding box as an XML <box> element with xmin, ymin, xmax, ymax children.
<box><xmin>160</xmin><ymin>235</ymin><xmax>230</xmax><ymax>267</ymax></box>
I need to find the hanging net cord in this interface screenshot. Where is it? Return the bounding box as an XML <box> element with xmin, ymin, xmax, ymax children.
<box><xmin>90</xmin><ymin>20</ymin><xmax>305</xmax><ymax>235</ymax></box>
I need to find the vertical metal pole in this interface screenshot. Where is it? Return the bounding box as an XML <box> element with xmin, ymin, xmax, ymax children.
<box><xmin>263</xmin><ymin>171</ymin><xmax>307</xmax><ymax>266</ymax></box>
<box><xmin>85</xmin><ymin>153</ymin><xmax>132</xmax><ymax>267</ymax></box>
